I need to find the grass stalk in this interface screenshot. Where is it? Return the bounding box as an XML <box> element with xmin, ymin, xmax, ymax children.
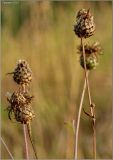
<box><xmin>23</xmin><ymin>124</ymin><xmax>29</xmax><ymax>160</ymax></box>
<box><xmin>1</xmin><ymin>137</ymin><xmax>14</xmax><ymax>160</ymax></box>
<box><xmin>27</xmin><ymin>123</ymin><xmax>38</xmax><ymax>159</ymax></box>
<box><xmin>81</xmin><ymin>38</ymin><xmax>96</xmax><ymax>159</ymax></box>
<box><xmin>74</xmin><ymin>77</ymin><xmax>87</xmax><ymax>160</ymax></box>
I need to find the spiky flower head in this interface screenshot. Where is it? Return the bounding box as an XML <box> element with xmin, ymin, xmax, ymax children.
<box><xmin>78</xmin><ymin>42</ymin><xmax>102</xmax><ymax>70</ymax></box>
<box><xmin>74</xmin><ymin>9</ymin><xmax>95</xmax><ymax>38</ymax></box>
<box><xmin>12</xmin><ymin>60</ymin><xmax>32</xmax><ymax>86</ymax></box>
<box><xmin>80</xmin><ymin>54</ymin><xmax>98</xmax><ymax>70</ymax></box>
<box><xmin>14</xmin><ymin>105</ymin><xmax>35</xmax><ymax>124</ymax></box>
<box><xmin>76</xmin><ymin>9</ymin><xmax>91</xmax><ymax>19</ymax></box>
<box><xmin>7</xmin><ymin>90</ymin><xmax>35</xmax><ymax>124</ymax></box>
<box><xmin>77</xmin><ymin>42</ymin><xmax>102</xmax><ymax>55</ymax></box>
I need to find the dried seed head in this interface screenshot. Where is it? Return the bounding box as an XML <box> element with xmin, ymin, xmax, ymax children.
<box><xmin>80</xmin><ymin>54</ymin><xmax>98</xmax><ymax>70</ymax></box>
<box><xmin>74</xmin><ymin>9</ymin><xmax>95</xmax><ymax>38</ymax></box>
<box><xmin>14</xmin><ymin>105</ymin><xmax>35</xmax><ymax>124</ymax></box>
<box><xmin>7</xmin><ymin>90</ymin><xmax>33</xmax><ymax>108</ymax></box>
<box><xmin>78</xmin><ymin>42</ymin><xmax>102</xmax><ymax>70</ymax></box>
<box><xmin>7</xmin><ymin>90</ymin><xmax>34</xmax><ymax>124</ymax></box>
<box><xmin>13</xmin><ymin>60</ymin><xmax>32</xmax><ymax>86</ymax></box>
<box><xmin>76</xmin><ymin>9</ymin><xmax>91</xmax><ymax>19</ymax></box>
<box><xmin>77</xmin><ymin>42</ymin><xmax>102</xmax><ymax>56</ymax></box>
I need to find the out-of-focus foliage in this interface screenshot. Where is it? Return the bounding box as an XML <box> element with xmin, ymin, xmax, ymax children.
<box><xmin>1</xmin><ymin>1</ymin><xmax>112</xmax><ymax>159</ymax></box>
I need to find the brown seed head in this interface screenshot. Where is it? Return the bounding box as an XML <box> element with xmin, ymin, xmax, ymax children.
<box><xmin>13</xmin><ymin>60</ymin><xmax>32</xmax><ymax>86</ymax></box>
<box><xmin>77</xmin><ymin>42</ymin><xmax>102</xmax><ymax>70</ymax></box>
<box><xmin>77</xmin><ymin>42</ymin><xmax>102</xmax><ymax>56</ymax></box>
<box><xmin>7</xmin><ymin>90</ymin><xmax>34</xmax><ymax>124</ymax></box>
<box><xmin>14</xmin><ymin>105</ymin><xmax>35</xmax><ymax>124</ymax></box>
<box><xmin>74</xmin><ymin>9</ymin><xmax>95</xmax><ymax>38</ymax></box>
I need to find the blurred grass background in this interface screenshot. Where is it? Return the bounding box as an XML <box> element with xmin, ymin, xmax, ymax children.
<box><xmin>1</xmin><ymin>1</ymin><xmax>112</xmax><ymax>159</ymax></box>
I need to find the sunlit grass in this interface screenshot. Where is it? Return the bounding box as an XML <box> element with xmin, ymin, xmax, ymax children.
<box><xmin>1</xmin><ymin>1</ymin><xmax>112</xmax><ymax>159</ymax></box>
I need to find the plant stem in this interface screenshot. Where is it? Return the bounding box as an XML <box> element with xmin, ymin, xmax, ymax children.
<box><xmin>23</xmin><ymin>124</ymin><xmax>29</xmax><ymax>160</ymax></box>
<box><xmin>81</xmin><ymin>38</ymin><xmax>92</xmax><ymax>105</ymax></box>
<box><xmin>1</xmin><ymin>137</ymin><xmax>14</xmax><ymax>160</ymax></box>
<box><xmin>74</xmin><ymin>78</ymin><xmax>87</xmax><ymax>160</ymax></box>
<box><xmin>81</xmin><ymin>38</ymin><xmax>96</xmax><ymax>159</ymax></box>
<box><xmin>93</xmin><ymin>116</ymin><xmax>96</xmax><ymax>159</ymax></box>
<box><xmin>27</xmin><ymin>123</ymin><xmax>38</xmax><ymax>159</ymax></box>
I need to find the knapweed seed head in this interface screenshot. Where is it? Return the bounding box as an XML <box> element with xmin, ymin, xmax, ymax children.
<box><xmin>80</xmin><ymin>54</ymin><xmax>98</xmax><ymax>70</ymax></box>
<box><xmin>77</xmin><ymin>42</ymin><xmax>102</xmax><ymax>56</ymax></box>
<box><xmin>7</xmin><ymin>90</ymin><xmax>35</xmax><ymax>124</ymax></box>
<box><xmin>14</xmin><ymin>105</ymin><xmax>35</xmax><ymax>124</ymax></box>
<box><xmin>74</xmin><ymin>9</ymin><xmax>95</xmax><ymax>38</ymax></box>
<box><xmin>13</xmin><ymin>60</ymin><xmax>32</xmax><ymax>86</ymax></box>
<box><xmin>78</xmin><ymin>42</ymin><xmax>102</xmax><ymax>70</ymax></box>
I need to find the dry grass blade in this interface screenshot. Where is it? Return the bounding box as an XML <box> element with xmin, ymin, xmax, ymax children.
<box><xmin>74</xmin><ymin>77</ymin><xmax>87</xmax><ymax>160</ymax></box>
<box><xmin>1</xmin><ymin>137</ymin><xmax>14</xmax><ymax>160</ymax></box>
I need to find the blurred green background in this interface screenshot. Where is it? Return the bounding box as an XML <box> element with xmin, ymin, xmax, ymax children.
<box><xmin>1</xmin><ymin>1</ymin><xmax>112</xmax><ymax>159</ymax></box>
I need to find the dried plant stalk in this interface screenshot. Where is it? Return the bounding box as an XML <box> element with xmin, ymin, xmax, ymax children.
<box><xmin>27</xmin><ymin>123</ymin><xmax>38</xmax><ymax>159</ymax></box>
<box><xmin>74</xmin><ymin>38</ymin><xmax>96</xmax><ymax>160</ymax></box>
<box><xmin>23</xmin><ymin>124</ymin><xmax>29</xmax><ymax>159</ymax></box>
<box><xmin>80</xmin><ymin>37</ymin><xmax>96</xmax><ymax>159</ymax></box>
<box><xmin>6</xmin><ymin>60</ymin><xmax>38</xmax><ymax>159</ymax></box>
<box><xmin>73</xmin><ymin>9</ymin><xmax>98</xmax><ymax>159</ymax></box>
<box><xmin>1</xmin><ymin>137</ymin><xmax>14</xmax><ymax>160</ymax></box>
<box><xmin>74</xmin><ymin>77</ymin><xmax>87</xmax><ymax>159</ymax></box>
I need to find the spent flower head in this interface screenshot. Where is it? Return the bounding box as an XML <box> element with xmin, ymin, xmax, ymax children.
<box><xmin>7</xmin><ymin>90</ymin><xmax>35</xmax><ymax>124</ymax></box>
<box><xmin>7</xmin><ymin>60</ymin><xmax>32</xmax><ymax>86</ymax></box>
<box><xmin>78</xmin><ymin>42</ymin><xmax>102</xmax><ymax>70</ymax></box>
<box><xmin>74</xmin><ymin>8</ymin><xmax>95</xmax><ymax>38</ymax></box>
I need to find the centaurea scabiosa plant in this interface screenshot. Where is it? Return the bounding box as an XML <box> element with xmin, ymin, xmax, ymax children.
<box><xmin>6</xmin><ymin>60</ymin><xmax>38</xmax><ymax>159</ymax></box>
<box><xmin>73</xmin><ymin>9</ymin><xmax>102</xmax><ymax>160</ymax></box>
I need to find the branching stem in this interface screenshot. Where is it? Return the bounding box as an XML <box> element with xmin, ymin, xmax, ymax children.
<box><xmin>74</xmin><ymin>37</ymin><xmax>96</xmax><ymax>160</ymax></box>
<box><xmin>81</xmin><ymin>37</ymin><xmax>96</xmax><ymax>159</ymax></box>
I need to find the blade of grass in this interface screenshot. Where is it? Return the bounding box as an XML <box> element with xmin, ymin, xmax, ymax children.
<box><xmin>1</xmin><ymin>137</ymin><xmax>14</xmax><ymax>160</ymax></box>
<box><xmin>74</xmin><ymin>77</ymin><xmax>87</xmax><ymax>159</ymax></box>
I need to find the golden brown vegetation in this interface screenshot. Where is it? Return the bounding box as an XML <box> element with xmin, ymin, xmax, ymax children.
<box><xmin>1</xmin><ymin>1</ymin><xmax>112</xmax><ymax>159</ymax></box>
